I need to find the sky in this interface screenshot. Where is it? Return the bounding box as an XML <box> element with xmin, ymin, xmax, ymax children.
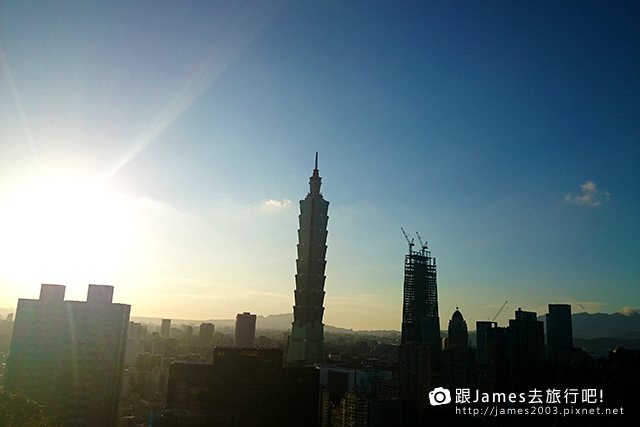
<box><xmin>0</xmin><ymin>0</ymin><xmax>638</xmax><ymax>331</ymax></box>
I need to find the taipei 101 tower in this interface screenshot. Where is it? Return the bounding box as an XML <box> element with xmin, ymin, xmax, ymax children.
<box><xmin>287</xmin><ymin>153</ymin><xmax>329</xmax><ymax>365</ymax></box>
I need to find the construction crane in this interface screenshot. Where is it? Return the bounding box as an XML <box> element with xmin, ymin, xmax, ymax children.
<box><xmin>401</xmin><ymin>227</ymin><xmax>414</xmax><ymax>254</ymax></box>
<box><xmin>491</xmin><ymin>300</ymin><xmax>508</xmax><ymax>322</ymax></box>
<box><xmin>415</xmin><ymin>231</ymin><xmax>428</xmax><ymax>251</ymax></box>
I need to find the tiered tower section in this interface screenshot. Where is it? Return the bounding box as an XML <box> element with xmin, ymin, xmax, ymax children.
<box><xmin>287</xmin><ymin>153</ymin><xmax>329</xmax><ymax>365</ymax></box>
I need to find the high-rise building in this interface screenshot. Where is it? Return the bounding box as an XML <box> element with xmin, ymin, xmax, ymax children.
<box><xmin>442</xmin><ymin>345</ymin><xmax>475</xmax><ymax>391</ymax></box>
<box><xmin>234</xmin><ymin>312</ymin><xmax>256</xmax><ymax>348</ymax></box>
<box><xmin>400</xmin><ymin>239</ymin><xmax>440</xmax><ymax>350</ymax></box>
<box><xmin>446</xmin><ymin>306</ymin><xmax>468</xmax><ymax>348</ymax></box>
<box><xmin>475</xmin><ymin>320</ymin><xmax>497</xmax><ymax>367</ymax></box>
<box><xmin>287</xmin><ymin>153</ymin><xmax>329</xmax><ymax>365</ymax></box>
<box><xmin>199</xmin><ymin>322</ymin><xmax>215</xmax><ymax>346</ymax></box>
<box><xmin>546</xmin><ymin>304</ymin><xmax>576</xmax><ymax>386</ymax></box>
<box><xmin>398</xmin><ymin>234</ymin><xmax>440</xmax><ymax>420</ymax></box>
<box><xmin>485</xmin><ymin>326</ymin><xmax>511</xmax><ymax>393</ymax></box>
<box><xmin>509</xmin><ymin>308</ymin><xmax>544</xmax><ymax>390</ymax></box>
<box><xmin>475</xmin><ymin>320</ymin><xmax>497</xmax><ymax>390</ymax></box>
<box><xmin>184</xmin><ymin>325</ymin><xmax>194</xmax><ymax>342</ymax></box>
<box><xmin>165</xmin><ymin>348</ymin><xmax>320</xmax><ymax>427</ymax></box>
<box><xmin>442</xmin><ymin>307</ymin><xmax>474</xmax><ymax>390</ymax></box>
<box><xmin>161</xmin><ymin>318</ymin><xmax>171</xmax><ymax>338</ymax></box>
<box><xmin>546</xmin><ymin>304</ymin><xmax>573</xmax><ymax>352</ymax></box>
<box><xmin>398</xmin><ymin>342</ymin><xmax>430</xmax><ymax>419</ymax></box>
<box><xmin>4</xmin><ymin>284</ymin><xmax>130</xmax><ymax>427</ymax></box>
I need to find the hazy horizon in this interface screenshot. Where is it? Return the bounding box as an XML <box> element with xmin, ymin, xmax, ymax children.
<box><xmin>1</xmin><ymin>305</ymin><xmax>639</xmax><ymax>334</ymax></box>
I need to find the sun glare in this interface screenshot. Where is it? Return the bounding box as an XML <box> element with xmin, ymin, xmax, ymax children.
<box><xmin>0</xmin><ymin>176</ymin><xmax>133</xmax><ymax>291</ymax></box>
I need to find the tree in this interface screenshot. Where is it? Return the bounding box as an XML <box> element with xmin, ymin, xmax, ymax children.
<box><xmin>0</xmin><ymin>390</ymin><xmax>58</xmax><ymax>427</ymax></box>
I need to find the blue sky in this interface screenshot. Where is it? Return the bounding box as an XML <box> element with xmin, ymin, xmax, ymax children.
<box><xmin>0</xmin><ymin>0</ymin><xmax>638</xmax><ymax>330</ymax></box>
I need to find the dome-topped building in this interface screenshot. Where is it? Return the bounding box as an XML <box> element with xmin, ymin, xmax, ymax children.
<box><xmin>442</xmin><ymin>306</ymin><xmax>475</xmax><ymax>390</ymax></box>
<box><xmin>447</xmin><ymin>306</ymin><xmax>468</xmax><ymax>348</ymax></box>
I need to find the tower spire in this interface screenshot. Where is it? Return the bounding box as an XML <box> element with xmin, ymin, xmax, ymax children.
<box><xmin>309</xmin><ymin>152</ymin><xmax>322</xmax><ymax>194</ymax></box>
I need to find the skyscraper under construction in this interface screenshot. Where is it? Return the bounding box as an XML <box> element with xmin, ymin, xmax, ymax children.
<box><xmin>400</xmin><ymin>231</ymin><xmax>440</xmax><ymax>348</ymax></box>
<box><xmin>287</xmin><ymin>153</ymin><xmax>329</xmax><ymax>365</ymax></box>
<box><xmin>398</xmin><ymin>231</ymin><xmax>441</xmax><ymax>415</ymax></box>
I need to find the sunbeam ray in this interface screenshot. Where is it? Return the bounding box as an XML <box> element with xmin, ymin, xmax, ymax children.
<box><xmin>100</xmin><ymin>0</ymin><xmax>284</xmax><ymax>184</ymax></box>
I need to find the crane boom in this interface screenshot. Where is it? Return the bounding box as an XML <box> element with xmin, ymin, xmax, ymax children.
<box><xmin>492</xmin><ymin>300</ymin><xmax>508</xmax><ymax>322</ymax></box>
<box><xmin>415</xmin><ymin>231</ymin><xmax>427</xmax><ymax>251</ymax></box>
<box><xmin>401</xmin><ymin>227</ymin><xmax>414</xmax><ymax>254</ymax></box>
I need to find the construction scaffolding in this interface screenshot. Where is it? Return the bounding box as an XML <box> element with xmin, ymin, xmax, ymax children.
<box><xmin>400</xmin><ymin>230</ymin><xmax>440</xmax><ymax>347</ymax></box>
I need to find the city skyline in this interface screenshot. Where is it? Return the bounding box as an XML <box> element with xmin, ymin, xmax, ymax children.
<box><xmin>0</xmin><ymin>1</ymin><xmax>638</xmax><ymax>331</ymax></box>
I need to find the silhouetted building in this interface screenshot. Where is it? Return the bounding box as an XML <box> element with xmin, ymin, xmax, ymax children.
<box><xmin>474</xmin><ymin>320</ymin><xmax>497</xmax><ymax>390</ymax></box>
<box><xmin>166</xmin><ymin>348</ymin><xmax>320</xmax><ymax>426</ymax></box>
<box><xmin>199</xmin><ymin>322</ymin><xmax>215</xmax><ymax>346</ymax></box>
<box><xmin>184</xmin><ymin>325</ymin><xmax>194</xmax><ymax>342</ymax></box>
<box><xmin>442</xmin><ymin>308</ymin><xmax>474</xmax><ymax>390</ymax></box>
<box><xmin>446</xmin><ymin>306</ymin><xmax>468</xmax><ymax>348</ymax></box>
<box><xmin>166</xmin><ymin>362</ymin><xmax>214</xmax><ymax>411</ymax></box>
<box><xmin>321</xmin><ymin>368</ymin><xmax>355</xmax><ymax>406</ymax></box>
<box><xmin>509</xmin><ymin>308</ymin><xmax>544</xmax><ymax>390</ymax></box>
<box><xmin>400</xmin><ymin>238</ymin><xmax>440</xmax><ymax>354</ymax></box>
<box><xmin>546</xmin><ymin>304</ymin><xmax>573</xmax><ymax>357</ymax></box>
<box><xmin>485</xmin><ymin>326</ymin><xmax>511</xmax><ymax>393</ymax></box>
<box><xmin>475</xmin><ymin>321</ymin><xmax>497</xmax><ymax>368</ymax></box>
<box><xmin>606</xmin><ymin>347</ymin><xmax>640</xmax><ymax>413</ymax></box>
<box><xmin>161</xmin><ymin>318</ymin><xmax>171</xmax><ymax>339</ymax></box>
<box><xmin>4</xmin><ymin>284</ymin><xmax>130</xmax><ymax>427</ymax></box>
<box><xmin>398</xmin><ymin>234</ymin><xmax>440</xmax><ymax>422</ymax></box>
<box><xmin>287</xmin><ymin>153</ymin><xmax>329</xmax><ymax>365</ymax></box>
<box><xmin>398</xmin><ymin>342</ymin><xmax>430</xmax><ymax>417</ymax></box>
<box><xmin>234</xmin><ymin>312</ymin><xmax>256</xmax><ymax>348</ymax></box>
<box><xmin>442</xmin><ymin>345</ymin><xmax>475</xmax><ymax>391</ymax></box>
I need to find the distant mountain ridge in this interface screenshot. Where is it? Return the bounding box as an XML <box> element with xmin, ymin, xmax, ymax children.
<box><xmin>571</xmin><ymin>312</ymin><xmax>640</xmax><ymax>339</ymax></box>
<box><xmin>129</xmin><ymin>311</ymin><xmax>640</xmax><ymax>338</ymax></box>
<box><xmin>128</xmin><ymin>313</ymin><xmax>391</xmax><ymax>334</ymax></box>
<box><xmin>534</xmin><ymin>311</ymin><xmax>640</xmax><ymax>340</ymax></box>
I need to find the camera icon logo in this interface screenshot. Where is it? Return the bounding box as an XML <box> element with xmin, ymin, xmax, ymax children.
<box><xmin>429</xmin><ymin>387</ymin><xmax>452</xmax><ymax>406</ymax></box>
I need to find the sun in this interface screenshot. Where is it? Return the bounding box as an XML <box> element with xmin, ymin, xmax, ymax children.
<box><xmin>0</xmin><ymin>175</ymin><xmax>133</xmax><ymax>292</ymax></box>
